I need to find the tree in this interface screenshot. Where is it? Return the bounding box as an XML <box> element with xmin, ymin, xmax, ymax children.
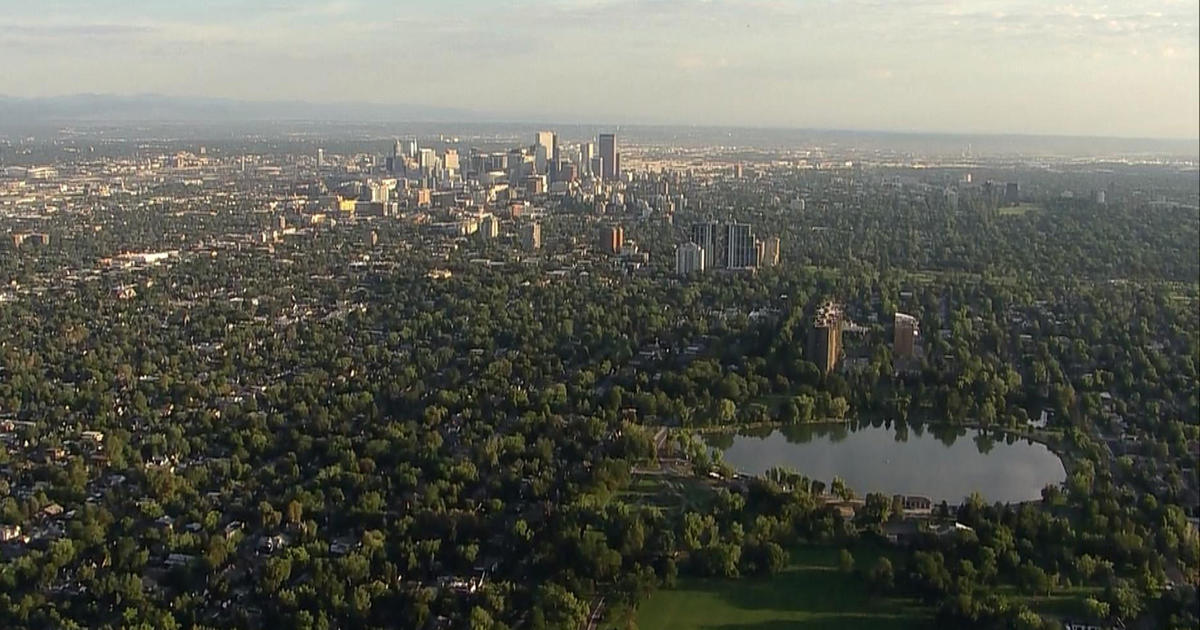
<box><xmin>286</xmin><ymin>499</ymin><xmax>303</xmax><ymax>525</ymax></box>
<box><xmin>1017</xmin><ymin>562</ymin><xmax>1051</xmax><ymax>596</ymax></box>
<box><xmin>469</xmin><ymin>606</ymin><xmax>494</xmax><ymax>630</ymax></box>
<box><xmin>715</xmin><ymin>398</ymin><xmax>736</xmax><ymax>424</ymax></box>
<box><xmin>262</xmin><ymin>557</ymin><xmax>292</xmax><ymax>592</ymax></box>
<box><xmin>762</xmin><ymin>542</ymin><xmax>787</xmax><ymax>576</ymax></box>
<box><xmin>838</xmin><ymin>549</ymin><xmax>855</xmax><ymax>573</ymax></box>
<box><xmin>855</xmin><ymin>493</ymin><xmax>892</xmax><ymax>531</ymax></box>
<box><xmin>867</xmin><ymin>557</ymin><xmax>894</xmax><ymax>593</ymax></box>
<box><xmin>1083</xmin><ymin>597</ymin><xmax>1110</xmax><ymax>622</ymax></box>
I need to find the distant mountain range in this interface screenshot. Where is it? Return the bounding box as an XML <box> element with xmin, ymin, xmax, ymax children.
<box><xmin>0</xmin><ymin>94</ymin><xmax>484</xmax><ymax>123</ymax></box>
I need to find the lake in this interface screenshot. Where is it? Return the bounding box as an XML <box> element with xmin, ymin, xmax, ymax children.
<box><xmin>710</xmin><ymin>422</ymin><xmax>1067</xmax><ymax>504</ymax></box>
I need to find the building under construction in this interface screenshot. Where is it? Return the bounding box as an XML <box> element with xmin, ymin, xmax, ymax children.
<box><xmin>807</xmin><ymin>301</ymin><xmax>843</xmax><ymax>375</ymax></box>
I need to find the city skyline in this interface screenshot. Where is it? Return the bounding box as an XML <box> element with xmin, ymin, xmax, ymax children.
<box><xmin>1</xmin><ymin>0</ymin><xmax>1197</xmax><ymax>139</ymax></box>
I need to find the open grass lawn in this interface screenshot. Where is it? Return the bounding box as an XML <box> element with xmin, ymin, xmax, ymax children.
<box><xmin>995</xmin><ymin>584</ymin><xmax>1101</xmax><ymax>619</ymax></box>
<box><xmin>636</xmin><ymin>546</ymin><xmax>930</xmax><ymax>630</ymax></box>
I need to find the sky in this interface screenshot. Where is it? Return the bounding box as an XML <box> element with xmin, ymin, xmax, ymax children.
<box><xmin>2</xmin><ymin>0</ymin><xmax>1198</xmax><ymax>138</ymax></box>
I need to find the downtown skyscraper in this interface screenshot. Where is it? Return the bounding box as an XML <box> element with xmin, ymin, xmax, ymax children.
<box><xmin>598</xmin><ymin>133</ymin><xmax>619</xmax><ymax>181</ymax></box>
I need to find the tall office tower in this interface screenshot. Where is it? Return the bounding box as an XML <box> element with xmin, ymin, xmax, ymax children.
<box><xmin>598</xmin><ymin>133</ymin><xmax>618</xmax><ymax>181</ymax></box>
<box><xmin>732</xmin><ymin>163</ymin><xmax>744</xmax><ymax>178</ymax></box>
<box><xmin>807</xmin><ymin>302</ymin><xmax>843</xmax><ymax>375</ymax></box>
<box><xmin>690</xmin><ymin>221</ymin><xmax>722</xmax><ymax>269</ymax></box>
<box><xmin>393</xmin><ymin>139</ymin><xmax>403</xmax><ymax>158</ymax></box>
<box><xmin>443</xmin><ymin>149</ymin><xmax>460</xmax><ymax>172</ymax></box>
<box><xmin>675</xmin><ymin>242</ymin><xmax>706</xmax><ymax>275</ymax></box>
<box><xmin>601</xmin><ymin>225</ymin><xmax>624</xmax><ymax>254</ymax></box>
<box><xmin>557</xmin><ymin>162</ymin><xmax>578</xmax><ymax>182</ymax></box>
<box><xmin>580</xmin><ymin>142</ymin><xmax>595</xmax><ymax>176</ymax></box>
<box><xmin>1004</xmin><ymin>181</ymin><xmax>1020</xmax><ymax>205</ymax></box>
<box><xmin>894</xmin><ymin>312</ymin><xmax>919</xmax><ymax>359</ymax></box>
<box><xmin>725</xmin><ymin>222</ymin><xmax>756</xmax><ymax>269</ymax></box>
<box><xmin>481</xmin><ymin>215</ymin><xmax>500</xmax><ymax>239</ymax></box>
<box><xmin>419</xmin><ymin>148</ymin><xmax>437</xmax><ymax>173</ymax></box>
<box><xmin>317</xmin><ymin>148</ymin><xmax>325</xmax><ymax>167</ymax></box>
<box><xmin>522</xmin><ymin>222</ymin><xmax>542</xmax><ymax>250</ymax></box>
<box><xmin>401</xmin><ymin>139</ymin><xmax>418</xmax><ymax>159</ymax></box>
<box><xmin>534</xmin><ymin>131</ymin><xmax>556</xmax><ymax>174</ymax></box>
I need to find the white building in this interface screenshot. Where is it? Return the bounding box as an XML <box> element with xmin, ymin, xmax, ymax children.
<box><xmin>675</xmin><ymin>242</ymin><xmax>705</xmax><ymax>275</ymax></box>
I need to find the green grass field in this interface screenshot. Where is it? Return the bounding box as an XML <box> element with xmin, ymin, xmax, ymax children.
<box><xmin>995</xmin><ymin>584</ymin><xmax>1101</xmax><ymax>619</ymax></box>
<box><xmin>636</xmin><ymin>546</ymin><xmax>930</xmax><ymax>630</ymax></box>
<box><xmin>617</xmin><ymin>471</ymin><xmax>717</xmax><ymax>515</ymax></box>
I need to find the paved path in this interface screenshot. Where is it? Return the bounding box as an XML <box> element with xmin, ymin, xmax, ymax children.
<box><xmin>582</xmin><ymin>595</ymin><xmax>606</xmax><ymax>630</ymax></box>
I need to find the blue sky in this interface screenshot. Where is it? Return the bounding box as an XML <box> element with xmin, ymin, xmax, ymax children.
<box><xmin>2</xmin><ymin>0</ymin><xmax>1197</xmax><ymax>137</ymax></box>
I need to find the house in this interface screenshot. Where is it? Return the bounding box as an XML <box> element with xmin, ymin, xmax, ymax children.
<box><xmin>883</xmin><ymin>519</ymin><xmax>921</xmax><ymax>546</ymax></box>
<box><xmin>258</xmin><ymin>533</ymin><xmax>289</xmax><ymax>553</ymax></box>
<box><xmin>933</xmin><ymin>522</ymin><xmax>975</xmax><ymax>537</ymax></box>
<box><xmin>0</xmin><ymin>524</ymin><xmax>22</xmax><ymax>542</ymax></box>
<box><xmin>329</xmin><ymin>539</ymin><xmax>355</xmax><ymax>556</ymax></box>
<box><xmin>165</xmin><ymin>553</ymin><xmax>196</xmax><ymax>568</ymax></box>
<box><xmin>894</xmin><ymin>495</ymin><xmax>933</xmax><ymax>514</ymax></box>
<box><xmin>1062</xmin><ymin>621</ymin><xmax>1110</xmax><ymax>630</ymax></box>
<box><xmin>831</xmin><ymin>502</ymin><xmax>857</xmax><ymax>520</ymax></box>
<box><xmin>223</xmin><ymin>521</ymin><xmax>244</xmax><ymax>540</ymax></box>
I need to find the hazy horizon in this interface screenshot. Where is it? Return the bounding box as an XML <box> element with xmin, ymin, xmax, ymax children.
<box><xmin>5</xmin><ymin>93</ymin><xmax>1200</xmax><ymax>145</ymax></box>
<box><xmin>2</xmin><ymin>0</ymin><xmax>1198</xmax><ymax>139</ymax></box>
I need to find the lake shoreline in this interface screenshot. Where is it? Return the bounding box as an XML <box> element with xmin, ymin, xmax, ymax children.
<box><xmin>691</xmin><ymin>419</ymin><xmax>1070</xmax><ymax>504</ymax></box>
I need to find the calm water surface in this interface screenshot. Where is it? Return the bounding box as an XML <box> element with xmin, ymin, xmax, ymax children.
<box><xmin>712</xmin><ymin>423</ymin><xmax>1066</xmax><ymax>504</ymax></box>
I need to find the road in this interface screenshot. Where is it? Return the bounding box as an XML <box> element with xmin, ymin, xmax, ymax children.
<box><xmin>582</xmin><ymin>595</ymin><xmax>606</xmax><ymax>630</ymax></box>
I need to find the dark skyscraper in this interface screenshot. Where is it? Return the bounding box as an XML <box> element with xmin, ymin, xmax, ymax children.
<box><xmin>725</xmin><ymin>222</ymin><xmax>756</xmax><ymax>269</ymax></box>
<box><xmin>690</xmin><ymin>221</ymin><xmax>722</xmax><ymax>269</ymax></box>
<box><xmin>1004</xmin><ymin>181</ymin><xmax>1020</xmax><ymax>205</ymax></box>
<box><xmin>598</xmin><ymin>133</ymin><xmax>618</xmax><ymax>181</ymax></box>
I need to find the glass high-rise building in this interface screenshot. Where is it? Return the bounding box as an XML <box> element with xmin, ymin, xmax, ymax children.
<box><xmin>690</xmin><ymin>221</ymin><xmax>721</xmax><ymax>268</ymax></box>
<box><xmin>725</xmin><ymin>222</ymin><xmax>756</xmax><ymax>269</ymax></box>
<box><xmin>598</xmin><ymin>133</ymin><xmax>618</xmax><ymax>181</ymax></box>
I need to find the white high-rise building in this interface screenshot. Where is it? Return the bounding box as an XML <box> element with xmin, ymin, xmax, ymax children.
<box><xmin>419</xmin><ymin>148</ymin><xmax>437</xmax><ymax>174</ymax></box>
<box><xmin>534</xmin><ymin>131</ymin><xmax>556</xmax><ymax>174</ymax></box>
<box><xmin>675</xmin><ymin>242</ymin><xmax>705</xmax><ymax>275</ymax></box>
<box><xmin>580</xmin><ymin>142</ymin><xmax>595</xmax><ymax>176</ymax></box>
